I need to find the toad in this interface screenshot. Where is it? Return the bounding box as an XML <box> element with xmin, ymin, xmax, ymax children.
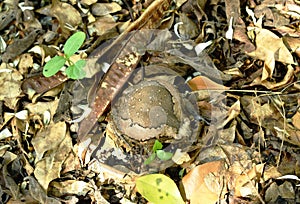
<box><xmin>110</xmin><ymin>66</ymin><xmax>199</xmax><ymax>147</ymax></box>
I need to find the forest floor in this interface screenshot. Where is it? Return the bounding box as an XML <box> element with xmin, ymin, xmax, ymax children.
<box><xmin>1</xmin><ymin>0</ymin><xmax>300</xmax><ymax>203</ymax></box>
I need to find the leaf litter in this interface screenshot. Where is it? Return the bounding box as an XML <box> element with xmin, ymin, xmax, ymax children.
<box><xmin>1</xmin><ymin>0</ymin><xmax>300</xmax><ymax>203</ymax></box>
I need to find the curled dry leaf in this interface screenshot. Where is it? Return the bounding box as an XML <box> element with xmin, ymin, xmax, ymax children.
<box><xmin>246</xmin><ymin>28</ymin><xmax>295</xmax><ymax>81</ymax></box>
<box><xmin>250</xmin><ymin>64</ymin><xmax>294</xmax><ymax>89</ymax></box>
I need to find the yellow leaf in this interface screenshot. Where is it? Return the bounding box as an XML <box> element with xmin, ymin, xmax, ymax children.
<box><xmin>136</xmin><ymin>174</ymin><xmax>185</xmax><ymax>204</ymax></box>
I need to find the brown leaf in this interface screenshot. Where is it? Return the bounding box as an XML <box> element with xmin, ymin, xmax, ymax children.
<box><xmin>25</xmin><ymin>176</ymin><xmax>60</xmax><ymax>204</ymax></box>
<box><xmin>218</xmin><ymin>100</ymin><xmax>241</xmax><ymax>129</ymax></box>
<box><xmin>33</xmin><ymin>122</ymin><xmax>72</xmax><ymax>190</ymax></box>
<box><xmin>21</xmin><ymin>72</ymin><xmax>68</xmax><ymax>94</ymax></box>
<box><xmin>49</xmin><ymin>180</ymin><xmax>93</xmax><ymax>197</ymax></box>
<box><xmin>0</xmin><ymin>67</ymin><xmax>23</xmax><ymax>109</ymax></box>
<box><xmin>250</xmin><ymin>65</ymin><xmax>294</xmax><ymax>89</ymax></box>
<box><xmin>292</xmin><ymin>111</ymin><xmax>300</xmax><ymax>130</ymax></box>
<box><xmin>18</xmin><ymin>53</ymin><xmax>33</xmax><ymax>75</ymax></box>
<box><xmin>91</xmin><ymin>2</ymin><xmax>122</xmax><ymax>16</ymax></box>
<box><xmin>87</xmin><ymin>15</ymin><xmax>119</xmax><ymax>36</ymax></box>
<box><xmin>187</xmin><ymin>76</ymin><xmax>229</xmax><ymax>91</ymax></box>
<box><xmin>234</xmin><ymin>164</ymin><xmax>264</xmax><ymax>197</ymax></box>
<box><xmin>241</xmin><ymin>95</ymin><xmax>300</xmax><ymax>146</ymax></box>
<box><xmin>50</xmin><ymin>0</ymin><xmax>82</xmax><ymax>37</ymax></box>
<box><xmin>182</xmin><ymin>160</ymin><xmax>227</xmax><ymax>204</ymax></box>
<box><xmin>246</xmin><ymin>28</ymin><xmax>295</xmax><ymax>81</ymax></box>
<box><xmin>2</xmin><ymin>29</ymin><xmax>40</xmax><ymax>63</ymax></box>
<box><xmin>224</xmin><ymin>0</ymin><xmax>240</xmax><ymax>24</ymax></box>
<box><xmin>25</xmin><ymin>100</ymin><xmax>59</xmax><ymax>124</ymax></box>
<box><xmin>178</xmin><ymin>13</ymin><xmax>199</xmax><ymax>39</ymax></box>
<box><xmin>254</xmin><ymin>3</ymin><xmax>289</xmax><ymax>27</ymax></box>
<box><xmin>233</xmin><ymin>18</ymin><xmax>256</xmax><ymax>53</ymax></box>
<box><xmin>283</xmin><ymin>36</ymin><xmax>300</xmax><ymax>58</ymax></box>
<box><xmin>0</xmin><ymin>9</ymin><xmax>16</xmax><ymax>31</ymax></box>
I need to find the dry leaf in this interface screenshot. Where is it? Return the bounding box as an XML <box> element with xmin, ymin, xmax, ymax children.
<box><xmin>18</xmin><ymin>53</ymin><xmax>33</xmax><ymax>75</ymax></box>
<box><xmin>0</xmin><ymin>67</ymin><xmax>23</xmax><ymax>109</ymax></box>
<box><xmin>292</xmin><ymin>111</ymin><xmax>300</xmax><ymax>130</ymax></box>
<box><xmin>234</xmin><ymin>163</ymin><xmax>264</xmax><ymax>197</ymax></box>
<box><xmin>188</xmin><ymin>76</ymin><xmax>229</xmax><ymax>91</ymax></box>
<box><xmin>242</xmin><ymin>95</ymin><xmax>300</xmax><ymax>146</ymax></box>
<box><xmin>25</xmin><ymin>176</ymin><xmax>61</xmax><ymax>204</ymax></box>
<box><xmin>283</xmin><ymin>36</ymin><xmax>300</xmax><ymax>57</ymax></box>
<box><xmin>246</xmin><ymin>28</ymin><xmax>295</xmax><ymax>81</ymax></box>
<box><xmin>218</xmin><ymin>100</ymin><xmax>241</xmax><ymax>129</ymax></box>
<box><xmin>87</xmin><ymin>15</ymin><xmax>119</xmax><ymax>36</ymax></box>
<box><xmin>32</xmin><ymin>122</ymin><xmax>72</xmax><ymax>190</ymax></box>
<box><xmin>224</xmin><ymin>0</ymin><xmax>240</xmax><ymax>24</ymax></box>
<box><xmin>250</xmin><ymin>64</ymin><xmax>294</xmax><ymax>89</ymax></box>
<box><xmin>0</xmin><ymin>9</ymin><xmax>16</xmax><ymax>31</ymax></box>
<box><xmin>178</xmin><ymin>13</ymin><xmax>199</xmax><ymax>39</ymax></box>
<box><xmin>80</xmin><ymin>0</ymin><xmax>97</xmax><ymax>6</ymax></box>
<box><xmin>25</xmin><ymin>100</ymin><xmax>59</xmax><ymax>120</ymax></box>
<box><xmin>91</xmin><ymin>3</ymin><xmax>122</xmax><ymax>16</ymax></box>
<box><xmin>2</xmin><ymin>29</ymin><xmax>40</xmax><ymax>63</ymax></box>
<box><xmin>182</xmin><ymin>160</ymin><xmax>227</xmax><ymax>204</ymax></box>
<box><xmin>50</xmin><ymin>180</ymin><xmax>93</xmax><ymax>197</ymax></box>
<box><xmin>50</xmin><ymin>0</ymin><xmax>82</xmax><ymax>36</ymax></box>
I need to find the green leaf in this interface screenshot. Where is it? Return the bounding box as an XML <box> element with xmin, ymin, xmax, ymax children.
<box><xmin>43</xmin><ymin>56</ymin><xmax>66</xmax><ymax>77</ymax></box>
<box><xmin>144</xmin><ymin>153</ymin><xmax>156</xmax><ymax>165</ymax></box>
<box><xmin>64</xmin><ymin>31</ymin><xmax>86</xmax><ymax>58</ymax></box>
<box><xmin>136</xmin><ymin>174</ymin><xmax>185</xmax><ymax>204</ymax></box>
<box><xmin>65</xmin><ymin>60</ymin><xmax>86</xmax><ymax>79</ymax></box>
<box><xmin>156</xmin><ymin>150</ymin><xmax>173</xmax><ymax>161</ymax></box>
<box><xmin>153</xmin><ymin>140</ymin><xmax>163</xmax><ymax>152</ymax></box>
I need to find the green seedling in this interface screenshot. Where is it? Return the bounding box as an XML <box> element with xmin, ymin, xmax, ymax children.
<box><xmin>144</xmin><ymin>140</ymin><xmax>173</xmax><ymax>165</ymax></box>
<box><xmin>43</xmin><ymin>31</ymin><xmax>86</xmax><ymax>79</ymax></box>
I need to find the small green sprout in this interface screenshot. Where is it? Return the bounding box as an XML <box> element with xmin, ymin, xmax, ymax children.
<box><xmin>144</xmin><ymin>140</ymin><xmax>173</xmax><ymax>165</ymax></box>
<box><xmin>43</xmin><ymin>31</ymin><xmax>86</xmax><ymax>79</ymax></box>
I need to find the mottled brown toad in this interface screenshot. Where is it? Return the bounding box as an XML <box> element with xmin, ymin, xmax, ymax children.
<box><xmin>110</xmin><ymin>66</ymin><xmax>199</xmax><ymax>144</ymax></box>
